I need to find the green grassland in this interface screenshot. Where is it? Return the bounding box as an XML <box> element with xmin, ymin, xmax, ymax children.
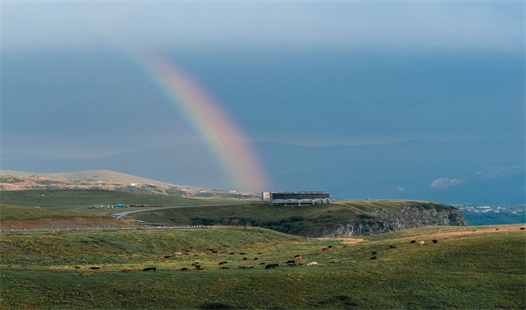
<box><xmin>1</xmin><ymin>225</ymin><xmax>525</xmax><ymax>309</ymax></box>
<box><xmin>0</xmin><ymin>205</ymin><xmax>103</xmax><ymax>221</ymax></box>
<box><xmin>126</xmin><ymin>200</ymin><xmax>456</xmax><ymax>235</ymax></box>
<box><xmin>0</xmin><ymin>190</ymin><xmax>249</xmax><ymax>215</ymax></box>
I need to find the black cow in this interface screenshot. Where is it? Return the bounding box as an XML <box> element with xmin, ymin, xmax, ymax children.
<box><xmin>286</xmin><ymin>260</ymin><xmax>296</xmax><ymax>264</ymax></box>
<box><xmin>410</xmin><ymin>240</ymin><xmax>416</xmax><ymax>244</ymax></box>
<box><xmin>432</xmin><ymin>239</ymin><xmax>438</xmax><ymax>244</ymax></box>
<box><xmin>370</xmin><ymin>256</ymin><xmax>377</xmax><ymax>260</ymax></box>
<box><xmin>180</xmin><ymin>268</ymin><xmax>188</xmax><ymax>271</ymax></box>
<box><xmin>142</xmin><ymin>267</ymin><xmax>156</xmax><ymax>271</ymax></box>
<box><xmin>265</xmin><ymin>263</ymin><xmax>279</xmax><ymax>269</ymax></box>
<box><xmin>89</xmin><ymin>267</ymin><xmax>100</xmax><ymax>270</ymax></box>
<box><xmin>371</xmin><ymin>251</ymin><xmax>377</xmax><ymax>255</ymax></box>
<box><xmin>218</xmin><ymin>261</ymin><xmax>228</xmax><ymax>265</ymax></box>
<box><xmin>520</xmin><ymin>227</ymin><xmax>525</xmax><ymax>230</ymax></box>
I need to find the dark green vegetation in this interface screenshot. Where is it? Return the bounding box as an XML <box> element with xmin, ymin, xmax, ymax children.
<box><xmin>1</xmin><ymin>225</ymin><xmax>525</xmax><ymax>309</ymax></box>
<box><xmin>126</xmin><ymin>200</ymin><xmax>456</xmax><ymax>235</ymax></box>
<box><xmin>0</xmin><ymin>204</ymin><xmax>102</xmax><ymax>221</ymax></box>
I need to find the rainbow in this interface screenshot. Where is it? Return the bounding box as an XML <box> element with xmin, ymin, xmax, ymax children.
<box><xmin>134</xmin><ymin>52</ymin><xmax>271</xmax><ymax>192</ymax></box>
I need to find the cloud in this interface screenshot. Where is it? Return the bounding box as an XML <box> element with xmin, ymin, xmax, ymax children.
<box><xmin>475</xmin><ymin>166</ymin><xmax>522</xmax><ymax>180</ymax></box>
<box><xmin>2</xmin><ymin>2</ymin><xmax>523</xmax><ymax>53</ymax></box>
<box><xmin>431</xmin><ymin>178</ymin><xmax>464</xmax><ymax>189</ymax></box>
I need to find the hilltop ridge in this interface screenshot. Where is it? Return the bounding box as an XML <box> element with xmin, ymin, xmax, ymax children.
<box><xmin>0</xmin><ymin>170</ymin><xmax>258</xmax><ymax>199</ymax></box>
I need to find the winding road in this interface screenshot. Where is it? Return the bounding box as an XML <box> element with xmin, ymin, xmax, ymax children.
<box><xmin>112</xmin><ymin>206</ymin><xmax>189</xmax><ymax>219</ymax></box>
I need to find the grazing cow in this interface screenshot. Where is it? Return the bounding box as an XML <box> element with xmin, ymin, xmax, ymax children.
<box><xmin>322</xmin><ymin>247</ymin><xmax>329</xmax><ymax>251</ymax></box>
<box><xmin>74</xmin><ymin>266</ymin><xmax>81</xmax><ymax>269</ymax></box>
<box><xmin>259</xmin><ymin>262</ymin><xmax>266</xmax><ymax>265</ymax></box>
<box><xmin>89</xmin><ymin>267</ymin><xmax>101</xmax><ymax>270</ymax></box>
<box><xmin>218</xmin><ymin>261</ymin><xmax>228</xmax><ymax>265</ymax></box>
<box><xmin>328</xmin><ymin>246</ymin><xmax>333</xmax><ymax>248</ymax></box>
<box><xmin>142</xmin><ymin>267</ymin><xmax>156</xmax><ymax>271</ymax></box>
<box><xmin>163</xmin><ymin>255</ymin><xmax>173</xmax><ymax>259</ymax></box>
<box><xmin>121</xmin><ymin>268</ymin><xmax>136</xmax><ymax>273</ymax></box>
<box><xmin>258</xmin><ymin>252</ymin><xmax>263</xmax><ymax>255</ymax></box>
<box><xmin>220</xmin><ymin>266</ymin><xmax>230</xmax><ymax>269</ymax></box>
<box><xmin>432</xmin><ymin>239</ymin><xmax>438</xmax><ymax>244</ymax></box>
<box><xmin>389</xmin><ymin>244</ymin><xmax>395</xmax><ymax>249</ymax></box>
<box><xmin>265</xmin><ymin>263</ymin><xmax>279</xmax><ymax>269</ymax></box>
<box><xmin>410</xmin><ymin>240</ymin><xmax>416</xmax><ymax>244</ymax></box>
<box><xmin>229</xmin><ymin>252</ymin><xmax>235</xmax><ymax>255</ymax></box>
<box><xmin>254</xmin><ymin>257</ymin><xmax>258</xmax><ymax>260</ymax></box>
<box><xmin>239</xmin><ymin>266</ymin><xmax>254</xmax><ymax>269</ymax></box>
<box><xmin>240</xmin><ymin>252</ymin><xmax>246</xmax><ymax>255</ymax></box>
<box><xmin>370</xmin><ymin>256</ymin><xmax>377</xmax><ymax>260</ymax></box>
<box><xmin>298</xmin><ymin>261</ymin><xmax>305</xmax><ymax>266</ymax></box>
<box><xmin>495</xmin><ymin>228</ymin><xmax>499</xmax><ymax>231</ymax></box>
<box><xmin>520</xmin><ymin>227</ymin><xmax>525</xmax><ymax>230</ymax></box>
<box><xmin>195</xmin><ymin>267</ymin><xmax>205</xmax><ymax>271</ymax></box>
<box><xmin>294</xmin><ymin>255</ymin><xmax>303</xmax><ymax>260</ymax></box>
<box><xmin>180</xmin><ymin>268</ymin><xmax>188</xmax><ymax>271</ymax></box>
<box><xmin>192</xmin><ymin>262</ymin><xmax>200</xmax><ymax>267</ymax></box>
<box><xmin>371</xmin><ymin>251</ymin><xmax>377</xmax><ymax>255</ymax></box>
<box><xmin>419</xmin><ymin>241</ymin><xmax>425</xmax><ymax>246</ymax></box>
<box><xmin>330</xmin><ymin>259</ymin><xmax>341</xmax><ymax>264</ymax></box>
<box><xmin>307</xmin><ymin>262</ymin><xmax>319</xmax><ymax>266</ymax></box>
<box><xmin>243</xmin><ymin>258</ymin><xmax>248</xmax><ymax>261</ymax></box>
<box><xmin>286</xmin><ymin>260</ymin><xmax>296</xmax><ymax>264</ymax></box>
<box><xmin>287</xmin><ymin>263</ymin><xmax>297</xmax><ymax>267</ymax></box>
<box><xmin>173</xmin><ymin>252</ymin><xmax>182</xmax><ymax>255</ymax></box>
<box><xmin>194</xmin><ymin>254</ymin><xmax>200</xmax><ymax>257</ymax></box>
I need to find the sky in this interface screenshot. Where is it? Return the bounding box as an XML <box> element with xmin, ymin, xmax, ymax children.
<box><xmin>1</xmin><ymin>1</ymin><xmax>525</xmax><ymax>192</ymax></box>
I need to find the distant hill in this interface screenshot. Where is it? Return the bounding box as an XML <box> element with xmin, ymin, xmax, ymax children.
<box><xmin>0</xmin><ymin>169</ymin><xmax>178</xmax><ymax>187</ymax></box>
<box><xmin>0</xmin><ymin>170</ymin><xmax>258</xmax><ymax>199</ymax></box>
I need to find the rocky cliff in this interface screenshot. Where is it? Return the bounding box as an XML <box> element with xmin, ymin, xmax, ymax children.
<box><xmin>305</xmin><ymin>204</ymin><xmax>467</xmax><ymax>237</ymax></box>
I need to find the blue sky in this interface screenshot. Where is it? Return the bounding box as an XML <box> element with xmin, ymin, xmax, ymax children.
<box><xmin>1</xmin><ymin>1</ymin><xmax>524</xmax><ymax>157</ymax></box>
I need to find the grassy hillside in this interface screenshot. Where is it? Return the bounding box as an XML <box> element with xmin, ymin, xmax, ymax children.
<box><xmin>0</xmin><ymin>170</ymin><xmax>177</xmax><ymax>187</ymax></box>
<box><xmin>0</xmin><ymin>205</ymin><xmax>130</xmax><ymax>230</ymax></box>
<box><xmin>126</xmin><ymin>200</ymin><xmax>458</xmax><ymax>235</ymax></box>
<box><xmin>1</xmin><ymin>225</ymin><xmax>524</xmax><ymax>309</ymax></box>
<box><xmin>0</xmin><ymin>190</ymin><xmax>248</xmax><ymax>214</ymax></box>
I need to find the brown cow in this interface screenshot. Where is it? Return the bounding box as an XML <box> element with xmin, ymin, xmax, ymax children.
<box><xmin>121</xmin><ymin>268</ymin><xmax>136</xmax><ymax>273</ymax></box>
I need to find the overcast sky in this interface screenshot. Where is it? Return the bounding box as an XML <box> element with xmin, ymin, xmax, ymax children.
<box><xmin>1</xmin><ymin>1</ymin><xmax>524</xmax><ymax>157</ymax></box>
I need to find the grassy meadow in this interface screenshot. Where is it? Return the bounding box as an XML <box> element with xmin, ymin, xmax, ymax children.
<box><xmin>1</xmin><ymin>225</ymin><xmax>525</xmax><ymax>309</ymax></box>
<box><xmin>0</xmin><ymin>190</ymin><xmax>249</xmax><ymax>215</ymax></box>
<box><xmin>125</xmin><ymin>200</ymin><xmax>458</xmax><ymax>235</ymax></box>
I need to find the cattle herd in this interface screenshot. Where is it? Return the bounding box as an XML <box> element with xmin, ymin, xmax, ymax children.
<box><xmin>72</xmin><ymin>237</ymin><xmax>451</xmax><ymax>273</ymax></box>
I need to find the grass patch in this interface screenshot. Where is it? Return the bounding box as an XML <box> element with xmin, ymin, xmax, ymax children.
<box><xmin>0</xmin><ymin>225</ymin><xmax>525</xmax><ymax>309</ymax></box>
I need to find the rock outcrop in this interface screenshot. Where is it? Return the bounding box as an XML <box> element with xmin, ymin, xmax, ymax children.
<box><xmin>305</xmin><ymin>204</ymin><xmax>467</xmax><ymax>237</ymax></box>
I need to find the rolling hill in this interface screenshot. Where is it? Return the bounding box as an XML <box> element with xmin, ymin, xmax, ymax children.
<box><xmin>1</xmin><ymin>224</ymin><xmax>524</xmax><ymax>309</ymax></box>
